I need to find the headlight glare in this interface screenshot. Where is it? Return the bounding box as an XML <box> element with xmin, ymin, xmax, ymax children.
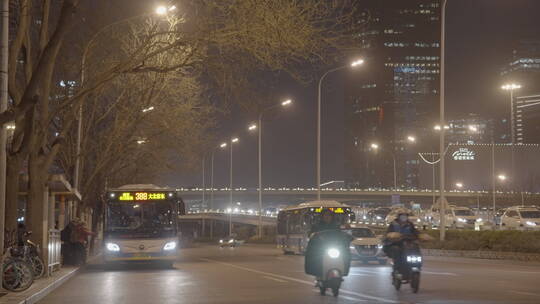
<box><xmin>457</xmin><ymin>218</ymin><xmax>467</xmax><ymax>223</ymax></box>
<box><xmin>327</xmin><ymin>248</ymin><xmax>340</xmax><ymax>258</ymax></box>
<box><xmin>163</xmin><ymin>241</ymin><xmax>177</xmax><ymax>251</ymax></box>
<box><xmin>526</xmin><ymin>221</ymin><xmax>537</xmax><ymax>226</ymax></box>
<box><xmin>106</xmin><ymin>243</ymin><xmax>120</xmax><ymax>252</ymax></box>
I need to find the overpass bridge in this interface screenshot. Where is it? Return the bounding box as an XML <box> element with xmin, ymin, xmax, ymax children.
<box><xmin>177</xmin><ymin>187</ymin><xmax>540</xmax><ymax>205</ymax></box>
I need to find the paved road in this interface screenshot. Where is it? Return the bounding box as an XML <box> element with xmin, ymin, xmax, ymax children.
<box><xmin>39</xmin><ymin>244</ymin><xmax>540</xmax><ymax>304</ymax></box>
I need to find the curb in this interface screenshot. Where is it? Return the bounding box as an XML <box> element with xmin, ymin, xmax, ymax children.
<box><xmin>422</xmin><ymin>249</ymin><xmax>540</xmax><ymax>262</ymax></box>
<box><xmin>17</xmin><ymin>267</ymin><xmax>81</xmax><ymax>304</ymax></box>
<box><xmin>12</xmin><ymin>254</ymin><xmax>101</xmax><ymax>304</ymax></box>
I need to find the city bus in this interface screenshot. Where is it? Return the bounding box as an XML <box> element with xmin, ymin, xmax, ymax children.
<box><xmin>276</xmin><ymin>201</ymin><xmax>355</xmax><ymax>254</ymax></box>
<box><xmin>103</xmin><ymin>184</ymin><xmax>184</xmax><ymax>266</ymax></box>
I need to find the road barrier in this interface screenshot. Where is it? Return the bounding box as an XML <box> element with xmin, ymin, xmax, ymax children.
<box><xmin>47</xmin><ymin>229</ymin><xmax>61</xmax><ymax>275</ymax></box>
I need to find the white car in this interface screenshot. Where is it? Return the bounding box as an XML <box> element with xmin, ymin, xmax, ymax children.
<box><xmin>501</xmin><ymin>206</ymin><xmax>540</xmax><ymax>231</ymax></box>
<box><xmin>430</xmin><ymin>206</ymin><xmax>482</xmax><ymax>229</ymax></box>
<box><xmin>348</xmin><ymin>226</ymin><xmax>387</xmax><ymax>265</ymax></box>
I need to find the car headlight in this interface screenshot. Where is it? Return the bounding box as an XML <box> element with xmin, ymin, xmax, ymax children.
<box><xmin>219</xmin><ymin>239</ymin><xmax>223</xmax><ymax>243</ymax></box>
<box><xmin>228</xmin><ymin>239</ymin><xmax>234</xmax><ymax>243</ymax></box>
<box><xmin>376</xmin><ymin>216</ymin><xmax>382</xmax><ymax>220</ymax></box>
<box><xmin>163</xmin><ymin>241</ymin><xmax>177</xmax><ymax>251</ymax></box>
<box><xmin>416</xmin><ymin>219</ymin><xmax>421</xmax><ymax>223</ymax></box>
<box><xmin>377</xmin><ymin>244</ymin><xmax>383</xmax><ymax>249</ymax></box>
<box><xmin>476</xmin><ymin>218</ymin><xmax>483</xmax><ymax>222</ymax></box>
<box><xmin>457</xmin><ymin>218</ymin><xmax>467</xmax><ymax>223</ymax></box>
<box><xmin>327</xmin><ymin>248</ymin><xmax>340</xmax><ymax>259</ymax></box>
<box><xmin>106</xmin><ymin>243</ymin><xmax>120</xmax><ymax>252</ymax></box>
<box><xmin>526</xmin><ymin>221</ymin><xmax>537</xmax><ymax>226</ymax></box>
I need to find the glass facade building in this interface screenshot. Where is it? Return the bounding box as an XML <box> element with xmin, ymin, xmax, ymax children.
<box><xmin>345</xmin><ymin>0</ymin><xmax>441</xmax><ymax>189</ymax></box>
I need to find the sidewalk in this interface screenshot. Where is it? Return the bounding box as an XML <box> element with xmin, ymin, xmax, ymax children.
<box><xmin>0</xmin><ymin>254</ymin><xmax>100</xmax><ymax>304</ymax></box>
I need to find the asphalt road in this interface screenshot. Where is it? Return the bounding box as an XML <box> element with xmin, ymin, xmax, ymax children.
<box><xmin>38</xmin><ymin>244</ymin><xmax>540</xmax><ymax>304</ymax></box>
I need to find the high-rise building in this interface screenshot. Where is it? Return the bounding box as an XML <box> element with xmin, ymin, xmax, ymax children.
<box><xmin>515</xmin><ymin>94</ymin><xmax>540</xmax><ymax>144</ymax></box>
<box><xmin>344</xmin><ymin>0</ymin><xmax>440</xmax><ymax>189</ymax></box>
<box><xmin>445</xmin><ymin>114</ymin><xmax>493</xmax><ymax>144</ymax></box>
<box><xmin>501</xmin><ymin>39</ymin><xmax>540</xmax><ymax>93</ymax></box>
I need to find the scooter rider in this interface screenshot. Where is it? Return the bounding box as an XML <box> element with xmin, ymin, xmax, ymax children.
<box><xmin>383</xmin><ymin>208</ymin><xmax>419</xmax><ymax>273</ymax></box>
<box><xmin>305</xmin><ymin>209</ymin><xmax>352</xmax><ymax>287</ymax></box>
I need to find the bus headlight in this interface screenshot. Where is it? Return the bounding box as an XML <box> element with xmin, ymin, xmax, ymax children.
<box><xmin>327</xmin><ymin>248</ymin><xmax>340</xmax><ymax>259</ymax></box>
<box><xmin>106</xmin><ymin>243</ymin><xmax>120</xmax><ymax>252</ymax></box>
<box><xmin>163</xmin><ymin>241</ymin><xmax>177</xmax><ymax>251</ymax></box>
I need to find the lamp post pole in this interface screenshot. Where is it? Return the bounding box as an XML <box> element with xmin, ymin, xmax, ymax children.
<box><xmin>439</xmin><ymin>0</ymin><xmax>448</xmax><ymax>241</ymax></box>
<box><xmin>0</xmin><ymin>0</ymin><xmax>9</xmax><ymax>288</ymax></box>
<box><xmin>317</xmin><ymin>60</ymin><xmax>364</xmax><ymax>200</ymax></box>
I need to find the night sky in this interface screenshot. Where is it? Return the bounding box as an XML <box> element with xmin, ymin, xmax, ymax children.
<box><xmin>141</xmin><ymin>0</ymin><xmax>540</xmax><ymax>189</ymax></box>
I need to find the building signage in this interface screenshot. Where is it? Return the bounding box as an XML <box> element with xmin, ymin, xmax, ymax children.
<box><xmin>452</xmin><ymin>148</ymin><xmax>475</xmax><ymax>161</ymax></box>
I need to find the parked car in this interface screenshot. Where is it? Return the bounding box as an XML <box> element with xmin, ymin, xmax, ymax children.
<box><xmin>500</xmin><ymin>206</ymin><xmax>540</xmax><ymax>231</ymax></box>
<box><xmin>347</xmin><ymin>225</ymin><xmax>387</xmax><ymax>264</ymax></box>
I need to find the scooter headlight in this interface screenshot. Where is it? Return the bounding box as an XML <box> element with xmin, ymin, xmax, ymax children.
<box><xmin>327</xmin><ymin>248</ymin><xmax>340</xmax><ymax>259</ymax></box>
<box><xmin>106</xmin><ymin>243</ymin><xmax>120</xmax><ymax>252</ymax></box>
<box><xmin>377</xmin><ymin>244</ymin><xmax>383</xmax><ymax>249</ymax></box>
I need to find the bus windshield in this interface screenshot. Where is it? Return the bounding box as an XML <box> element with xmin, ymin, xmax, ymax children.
<box><xmin>106</xmin><ymin>201</ymin><xmax>176</xmax><ymax>238</ymax></box>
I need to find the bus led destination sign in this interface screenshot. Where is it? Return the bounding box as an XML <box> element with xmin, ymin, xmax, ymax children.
<box><xmin>118</xmin><ymin>192</ymin><xmax>167</xmax><ymax>201</ymax></box>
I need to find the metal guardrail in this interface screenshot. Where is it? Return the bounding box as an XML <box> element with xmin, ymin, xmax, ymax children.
<box><xmin>47</xmin><ymin>229</ymin><xmax>61</xmax><ymax>275</ymax></box>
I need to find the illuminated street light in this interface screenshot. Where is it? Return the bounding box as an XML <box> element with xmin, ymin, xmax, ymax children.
<box><xmin>281</xmin><ymin>99</ymin><xmax>292</xmax><ymax>106</ymax></box>
<box><xmin>156</xmin><ymin>6</ymin><xmax>168</xmax><ymax>15</ymax></box>
<box><xmin>351</xmin><ymin>59</ymin><xmax>365</xmax><ymax>67</ymax></box>
<box><xmin>317</xmin><ymin>58</ymin><xmax>366</xmax><ymax>200</ymax></box>
<box><xmin>370</xmin><ymin>143</ymin><xmax>379</xmax><ymax>150</ymax></box>
<box><xmin>142</xmin><ymin>106</ymin><xmax>154</xmax><ymax>113</ymax></box>
<box><xmin>455</xmin><ymin>182</ymin><xmax>463</xmax><ymax>189</ymax></box>
<box><xmin>136</xmin><ymin>139</ymin><xmax>146</xmax><ymax>145</ymax></box>
<box><xmin>220</xmin><ymin>143</ymin><xmax>227</xmax><ymax>148</ymax></box>
<box><xmin>468</xmin><ymin>125</ymin><xmax>478</xmax><ymax>132</ymax></box>
<box><xmin>407</xmin><ymin>136</ymin><xmax>416</xmax><ymax>143</ymax></box>
<box><xmin>498</xmin><ymin>174</ymin><xmax>507</xmax><ymax>181</ymax></box>
<box><xmin>231</xmin><ymin>137</ymin><xmax>239</xmax><ymax>143</ymax></box>
<box><xmin>501</xmin><ymin>83</ymin><xmax>522</xmax><ymax>91</ymax></box>
<box><xmin>248</xmin><ymin>124</ymin><xmax>257</xmax><ymax>131</ymax></box>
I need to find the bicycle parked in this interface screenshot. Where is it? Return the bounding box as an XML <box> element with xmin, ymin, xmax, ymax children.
<box><xmin>2</xmin><ymin>230</ymin><xmax>35</xmax><ymax>292</ymax></box>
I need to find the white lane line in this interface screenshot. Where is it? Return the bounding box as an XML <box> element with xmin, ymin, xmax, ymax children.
<box><xmin>422</xmin><ymin>271</ymin><xmax>458</xmax><ymax>276</ymax></box>
<box><xmin>200</xmin><ymin>258</ymin><xmax>399</xmax><ymax>303</ymax></box>
<box><xmin>340</xmin><ymin>295</ymin><xmax>368</xmax><ymax>302</ymax></box>
<box><xmin>262</xmin><ymin>276</ymin><xmax>288</xmax><ymax>283</ymax></box>
<box><xmin>509</xmin><ymin>290</ymin><xmax>540</xmax><ymax>297</ymax></box>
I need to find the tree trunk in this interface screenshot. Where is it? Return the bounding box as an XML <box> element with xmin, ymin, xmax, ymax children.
<box><xmin>26</xmin><ymin>153</ymin><xmax>47</xmax><ymax>248</ymax></box>
<box><xmin>5</xmin><ymin>156</ymin><xmax>24</xmax><ymax>232</ymax></box>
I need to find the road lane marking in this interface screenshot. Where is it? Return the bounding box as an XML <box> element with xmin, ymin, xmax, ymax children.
<box><xmin>339</xmin><ymin>295</ymin><xmax>367</xmax><ymax>302</ymax></box>
<box><xmin>262</xmin><ymin>276</ymin><xmax>288</xmax><ymax>283</ymax></box>
<box><xmin>200</xmin><ymin>258</ymin><xmax>399</xmax><ymax>303</ymax></box>
<box><xmin>509</xmin><ymin>290</ymin><xmax>540</xmax><ymax>297</ymax></box>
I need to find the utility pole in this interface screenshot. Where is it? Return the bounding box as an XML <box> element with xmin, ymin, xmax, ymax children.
<box><xmin>439</xmin><ymin>0</ymin><xmax>448</xmax><ymax>241</ymax></box>
<box><xmin>0</xmin><ymin>0</ymin><xmax>9</xmax><ymax>289</ymax></box>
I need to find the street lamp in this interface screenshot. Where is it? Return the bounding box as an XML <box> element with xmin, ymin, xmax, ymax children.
<box><xmin>455</xmin><ymin>182</ymin><xmax>463</xmax><ymax>189</ymax></box>
<box><xmin>407</xmin><ymin>136</ymin><xmax>416</xmax><ymax>143</ymax></box>
<box><xmin>227</xmin><ymin>137</ymin><xmax>239</xmax><ymax>235</ymax></box>
<box><xmin>498</xmin><ymin>174</ymin><xmax>507</xmax><ymax>181</ymax></box>
<box><xmin>156</xmin><ymin>5</ymin><xmax>176</xmax><ymax>15</ymax></box>
<box><xmin>317</xmin><ymin>59</ymin><xmax>364</xmax><ymax>200</ymax></box>
<box><xmin>249</xmin><ymin>99</ymin><xmax>292</xmax><ymax>238</ymax></box>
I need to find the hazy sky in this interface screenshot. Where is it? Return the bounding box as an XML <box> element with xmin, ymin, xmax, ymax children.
<box><xmin>132</xmin><ymin>0</ymin><xmax>540</xmax><ymax>189</ymax></box>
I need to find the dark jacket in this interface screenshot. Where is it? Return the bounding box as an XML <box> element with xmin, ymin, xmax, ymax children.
<box><xmin>386</xmin><ymin>219</ymin><xmax>419</xmax><ymax>237</ymax></box>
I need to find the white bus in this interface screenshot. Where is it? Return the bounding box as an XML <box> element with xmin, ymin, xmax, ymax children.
<box><xmin>276</xmin><ymin>201</ymin><xmax>355</xmax><ymax>254</ymax></box>
<box><xmin>103</xmin><ymin>184</ymin><xmax>184</xmax><ymax>267</ymax></box>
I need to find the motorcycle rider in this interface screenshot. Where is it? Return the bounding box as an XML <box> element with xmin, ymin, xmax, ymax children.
<box><xmin>383</xmin><ymin>208</ymin><xmax>419</xmax><ymax>274</ymax></box>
